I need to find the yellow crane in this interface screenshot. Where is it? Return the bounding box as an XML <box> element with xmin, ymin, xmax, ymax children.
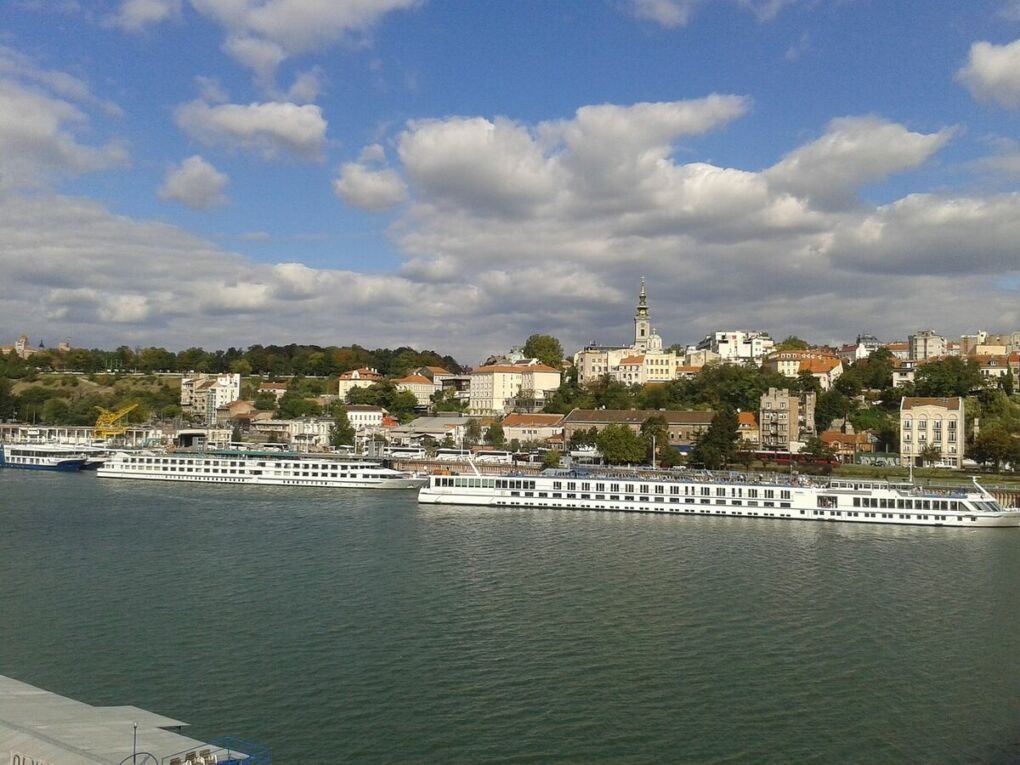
<box><xmin>94</xmin><ymin>403</ymin><xmax>139</xmax><ymax>440</ymax></box>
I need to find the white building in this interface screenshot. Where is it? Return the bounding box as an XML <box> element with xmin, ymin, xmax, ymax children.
<box><xmin>337</xmin><ymin>367</ymin><xmax>384</xmax><ymax>399</ymax></box>
<box><xmin>574</xmin><ymin>279</ymin><xmax>683</xmax><ymax>385</ymax></box>
<box><xmin>900</xmin><ymin>397</ymin><xmax>963</xmax><ymax>469</ymax></box>
<box><xmin>500</xmin><ymin>413</ymin><xmax>565</xmax><ymax>445</ymax></box>
<box><xmin>908</xmin><ymin>330</ymin><xmax>946</xmax><ymax>361</ymax></box>
<box><xmin>180</xmin><ymin>373</ymin><xmax>241</xmax><ymax>423</ymax></box>
<box><xmin>696</xmin><ymin>330</ymin><xmax>774</xmax><ymax>365</ymax></box>
<box><xmin>469</xmin><ymin>359</ymin><xmax>561</xmax><ymax>416</ymax></box>
<box><xmin>393</xmin><ymin>374</ymin><xmax>439</xmax><ymax>407</ymax></box>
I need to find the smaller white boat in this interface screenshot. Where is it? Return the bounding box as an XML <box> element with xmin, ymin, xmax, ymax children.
<box><xmin>0</xmin><ymin>443</ymin><xmax>91</xmax><ymax>472</ymax></box>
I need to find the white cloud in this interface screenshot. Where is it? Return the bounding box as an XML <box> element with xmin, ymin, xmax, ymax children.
<box><xmin>158</xmin><ymin>155</ymin><xmax>229</xmax><ymax>209</ymax></box>
<box><xmin>3</xmin><ymin>92</ymin><xmax>1018</xmax><ymax>364</ymax></box>
<box><xmin>765</xmin><ymin>116</ymin><xmax>954</xmax><ymax>209</ymax></box>
<box><xmin>957</xmin><ymin>39</ymin><xmax>1020</xmax><ymax>108</ymax></box>
<box><xmin>188</xmin><ymin>0</ymin><xmax>419</xmax><ymax>81</ymax></box>
<box><xmin>969</xmin><ymin>137</ymin><xmax>1020</xmax><ymax>179</ymax></box>
<box><xmin>104</xmin><ymin>0</ymin><xmax>182</xmax><ymax>32</ymax></box>
<box><xmin>285</xmin><ymin>67</ymin><xmax>323</xmax><ymax>103</ymax></box>
<box><xmin>627</xmin><ymin>0</ymin><xmax>802</xmax><ymax>27</ymax></box>
<box><xmin>999</xmin><ymin>1</ymin><xmax>1020</xmax><ymax>21</ymax></box>
<box><xmin>174</xmin><ymin>98</ymin><xmax>327</xmax><ymax>159</ymax></box>
<box><xmin>0</xmin><ymin>77</ymin><xmax>128</xmax><ymax>191</ymax></box>
<box><xmin>333</xmin><ymin>162</ymin><xmax>408</xmax><ymax>211</ymax></box>
<box><xmin>785</xmin><ymin>31</ymin><xmax>810</xmax><ymax>62</ymax></box>
<box><xmin>630</xmin><ymin>0</ymin><xmax>699</xmax><ymax>27</ymax></box>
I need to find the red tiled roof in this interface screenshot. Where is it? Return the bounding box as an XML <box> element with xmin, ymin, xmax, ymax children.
<box><xmin>901</xmin><ymin>397</ymin><xmax>962</xmax><ymax>411</ymax></box>
<box><xmin>394</xmin><ymin>374</ymin><xmax>433</xmax><ymax>385</ymax></box>
<box><xmin>501</xmin><ymin>413</ymin><xmax>564</xmax><ymax>427</ymax></box>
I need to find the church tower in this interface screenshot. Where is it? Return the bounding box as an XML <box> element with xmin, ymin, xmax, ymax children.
<box><xmin>634</xmin><ymin>278</ymin><xmax>651</xmax><ymax>351</ymax></box>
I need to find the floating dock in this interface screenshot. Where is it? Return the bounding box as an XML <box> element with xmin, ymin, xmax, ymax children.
<box><xmin>0</xmin><ymin>675</ymin><xmax>265</xmax><ymax>764</ymax></box>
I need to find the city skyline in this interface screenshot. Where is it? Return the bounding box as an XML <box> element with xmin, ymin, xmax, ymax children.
<box><xmin>2</xmin><ymin>1</ymin><xmax>1020</xmax><ymax>364</ymax></box>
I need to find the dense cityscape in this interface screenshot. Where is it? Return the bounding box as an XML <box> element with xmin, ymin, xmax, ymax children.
<box><xmin>4</xmin><ymin>283</ymin><xmax>1020</xmax><ymax>474</ymax></box>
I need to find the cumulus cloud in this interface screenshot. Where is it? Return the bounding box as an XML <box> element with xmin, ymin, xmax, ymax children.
<box><xmin>825</xmin><ymin>193</ymin><xmax>1020</xmax><ymax>275</ymax></box>
<box><xmin>957</xmin><ymin>39</ymin><xmax>1020</xmax><ymax>108</ymax></box>
<box><xmin>174</xmin><ymin>98</ymin><xmax>327</xmax><ymax>159</ymax></box>
<box><xmin>188</xmin><ymin>0</ymin><xmax>419</xmax><ymax>82</ymax></box>
<box><xmin>0</xmin><ymin>53</ymin><xmax>129</xmax><ymax>191</ymax></box>
<box><xmin>104</xmin><ymin>0</ymin><xmax>182</xmax><ymax>32</ymax></box>
<box><xmin>158</xmin><ymin>155</ymin><xmax>229</xmax><ymax>209</ymax></box>
<box><xmin>765</xmin><ymin>116</ymin><xmax>954</xmax><ymax>209</ymax></box>
<box><xmin>3</xmin><ymin>91</ymin><xmax>1017</xmax><ymax>364</ymax></box>
<box><xmin>333</xmin><ymin>161</ymin><xmax>408</xmax><ymax>211</ymax></box>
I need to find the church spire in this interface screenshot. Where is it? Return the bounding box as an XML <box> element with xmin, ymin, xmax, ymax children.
<box><xmin>634</xmin><ymin>277</ymin><xmax>651</xmax><ymax>350</ymax></box>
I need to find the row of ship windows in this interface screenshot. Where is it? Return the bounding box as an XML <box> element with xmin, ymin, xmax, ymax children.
<box><xmin>850</xmin><ymin>496</ymin><xmax>961</xmax><ymax>511</ymax></box>
<box><xmin>434</xmin><ymin>476</ymin><xmax>792</xmax><ymax>500</ymax></box>
<box><xmin>120</xmin><ymin>465</ymin><xmax>368</xmax><ymax>477</ymax></box>
<box><xmin>508</xmin><ymin>491</ymin><xmax>792</xmax><ymax>508</ymax></box>
<box><xmin>490</xmin><ymin>499</ymin><xmax>976</xmax><ymax>522</ymax></box>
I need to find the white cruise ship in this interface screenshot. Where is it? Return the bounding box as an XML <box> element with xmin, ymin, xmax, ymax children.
<box><xmin>0</xmin><ymin>443</ymin><xmax>91</xmax><ymax>471</ymax></box>
<box><xmin>418</xmin><ymin>469</ymin><xmax>1020</xmax><ymax>528</ymax></box>
<box><xmin>97</xmin><ymin>448</ymin><xmax>426</xmax><ymax>489</ymax></box>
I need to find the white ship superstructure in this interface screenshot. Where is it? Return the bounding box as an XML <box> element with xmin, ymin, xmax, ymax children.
<box><xmin>418</xmin><ymin>470</ymin><xmax>1019</xmax><ymax>528</ymax></box>
<box><xmin>97</xmin><ymin>448</ymin><xmax>426</xmax><ymax>489</ymax></box>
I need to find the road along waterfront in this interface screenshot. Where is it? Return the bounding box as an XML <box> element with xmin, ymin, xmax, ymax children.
<box><xmin>2</xmin><ymin>471</ymin><xmax>1018</xmax><ymax>763</ymax></box>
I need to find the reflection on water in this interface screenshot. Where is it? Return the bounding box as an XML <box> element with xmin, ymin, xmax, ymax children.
<box><xmin>1</xmin><ymin>471</ymin><xmax>1018</xmax><ymax>764</ymax></box>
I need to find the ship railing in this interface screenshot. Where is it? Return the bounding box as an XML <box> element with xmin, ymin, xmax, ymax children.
<box><xmin>163</xmin><ymin>736</ymin><xmax>270</xmax><ymax>765</ymax></box>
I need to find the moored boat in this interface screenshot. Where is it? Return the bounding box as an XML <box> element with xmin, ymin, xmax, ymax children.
<box><xmin>96</xmin><ymin>447</ymin><xmax>426</xmax><ymax>489</ymax></box>
<box><xmin>0</xmin><ymin>443</ymin><xmax>90</xmax><ymax>472</ymax></box>
<box><xmin>418</xmin><ymin>468</ymin><xmax>1020</xmax><ymax>528</ymax></box>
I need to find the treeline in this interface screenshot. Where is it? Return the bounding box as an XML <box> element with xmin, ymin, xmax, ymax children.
<box><xmin>0</xmin><ymin>343</ymin><xmax>462</xmax><ymax>379</ymax></box>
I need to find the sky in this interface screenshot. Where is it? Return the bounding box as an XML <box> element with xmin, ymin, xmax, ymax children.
<box><xmin>2</xmin><ymin>0</ymin><xmax>1020</xmax><ymax>366</ymax></box>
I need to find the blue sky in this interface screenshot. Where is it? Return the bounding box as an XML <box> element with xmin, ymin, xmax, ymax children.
<box><xmin>2</xmin><ymin>0</ymin><xmax>1019</xmax><ymax>364</ymax></box>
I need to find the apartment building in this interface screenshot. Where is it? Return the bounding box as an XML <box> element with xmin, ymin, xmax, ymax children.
<box><xmin>759</xmin><ymin>388</ymin><xmax>816</xmax><ymax>452</ymax></box>
<box><xmin>908</xmin><ymin>330</ymin><xmax>946</xmax><ymax>361</ymax></box>
<box><xmin>899</xmin><ymin>397</ymin><xmax>964</xmax><ymax>469</ymax></box>
<box><xmin>469</xmin><ymin>360</ymin><xmax>561</xmax><ymax>416</ymax></box>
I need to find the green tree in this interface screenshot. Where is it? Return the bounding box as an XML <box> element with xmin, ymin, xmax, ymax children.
<box><xmin>815</xmin><ymin>389</ymin><xmax>854</xmax><ymax>434</ymax></box>
<box><xmin>522</xmin><ymin>334</ymin><xmax>564</xmax><ymax>368</ymax></box>
<box><xmin>918</xmin><ymin>442</ymin><xmax>942</xmax><ymax>467</ymax></box>
<box><xmin>254</xmin><ymin>392</ymin><xmax>277</xmax><ymax>410</ymax></box>
<box><xmin>1002</xmin><ymin>368</ymin><xmax>1015</xmax><ymax>396</ymax></box>
<box><xmin>229</xmin><ymin>358</ymin><xmax>253</xmax><ymax>376</ymax></box>
<box><xmin>542</xmin><ymin>450</ymin><xmax>562</xmax><ymax>469</ymax></box>
<box><xmin>595</xmin><ymin>424</ymin><xmax>646</xmax><ymax>465</ymax></box>
<box><xmin>776</xmin><ymin>336</ymin><xmax>809</xmax><ymax>351</ymax></box>
<box><xmin>972</xmin><ymin>427</ymin><xmax>1015</xmax><ymax>471</ymax></box>
<box><xmin>464</xmin><ymin>418</ymin><xmax>482</xmax><ymax>446</ymax></box>
<box><xmin>329</xmin><ymin>405</ymin><xmax>356</xmax><ymax>448</ymax></box>
<box><xmin>484</xmin><ymin>422</ymin><xmax>506</xmax><ymax>448</ymax></box>
<box><xmin>276</xmin><ymin>390</ymin><xmax>320</xmax><ymax>419</ymax></box>
<box><xmin>0</xmin><ymin>378</ymin><xmax>17</xmax><ymax>420</ymax></box>
<box><xmin>915</xmin><ymin>358</ymin><xmax>983</xmax><ymax>397</ymax></box>
<box><xmin>802</xmin><ymin>436</ymin><xmax>836</xmax><ymax>461</ymax></box>
<box><xmin>688</xmin><ymin>408</ymin><xmax>738</xmax><ymax>469</ymax></box>
<box><xmin>640</xmin><ymin>414</ymin><xmax>670</xmax><ymax>465</ymax></box>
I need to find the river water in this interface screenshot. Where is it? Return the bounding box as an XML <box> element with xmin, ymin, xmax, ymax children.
<box><xmin>1</xmin><ymin>471</ymin><xmax>1018</xmax><ymax>764</ymax></box>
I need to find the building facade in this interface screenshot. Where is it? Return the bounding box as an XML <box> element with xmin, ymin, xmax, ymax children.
<box><xmin>468</xmin><ymin>360</ymin><xmax>561</xmax><ymax>416</ymax></box>
<box><xmin>899</xmin><ymin>397</ymin><xmax>964</xmax><ymax>469</ymax></box>
<box><xmin>759</xmin><ymin>387</ymin><xmax>816</xmax><ymax>452</ymax></box>
<box><xmin>696</xmin><ymin>330</ymin><xmax>775</xmax><ymax>365</ymax></box>
<box><xmin>908</xmin><ymin>330</ymin><xmax>946</xmax><ymax>361</ymax></box>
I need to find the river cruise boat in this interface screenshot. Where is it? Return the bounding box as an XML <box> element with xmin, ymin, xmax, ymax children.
<box><xmin>418</xmin><ymin>469</ymin><xmax>1020</xmax><ymax>528</ymax></box>
<box><xmin>97</xmin><ymin>448</ymin><xmax>427</xmax><ymax>489</ymax></box>
<box><xmin>0</xmin><ymin>442</ymin><xmax>94</xmax><ymax>471</ymax></box>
